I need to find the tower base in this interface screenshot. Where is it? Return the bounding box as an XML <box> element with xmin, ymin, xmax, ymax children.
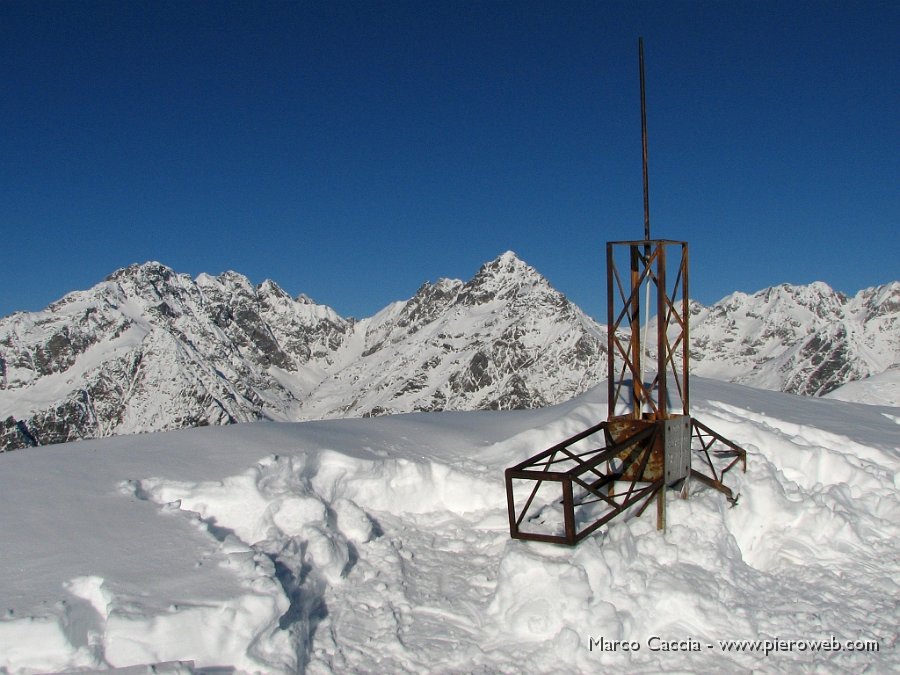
<box><xmin>504</xmin><ymin>416</ymin><xmax>746</xmax><ymax>545</ymax></box>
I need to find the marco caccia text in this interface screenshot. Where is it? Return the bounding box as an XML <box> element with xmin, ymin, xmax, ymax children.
<box><xmin>589</xmin><ymin>636</ymin><xmax>707</xmax><ymax>652</ymax></box>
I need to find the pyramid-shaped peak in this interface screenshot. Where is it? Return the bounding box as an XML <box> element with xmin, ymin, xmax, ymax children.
<box><xmin>456</xmin><ymin>251</ymin><xmax>558</xmax><ymax>307</ymax></box>
<box><xmin>488</xmin><ymin>250</ymin><xmax>529</xmax><ymax>269</ymax></box>
<box><xmin>257</xmin><ymin>278</ymin><xmax>290</xmax><ymax>300</ymax></box>
<box><xmin>475</xmin><ymin>251</ymin><xmax>544</xmax><ymax>282</ymax></box>
<box><xmin>498</xmin><ymin>250</ymin><xmax>523</xmax><ymax>263</ymax></box>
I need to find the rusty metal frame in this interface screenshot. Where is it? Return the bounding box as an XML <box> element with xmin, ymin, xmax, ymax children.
<box><xmin>505</xmin><ymin>420</ymin><xmax>663</xmax><ymax>545</ymax></box>
<box><xmin>607</xmin><ymin>239</ymin><xmax>689</xmax><ymax>422</ymax></box>
<box><xmin>504</xmin><ymin>239</ymin><xmax>748</xmax><ymax>545</ymax></box>
<box><xmin>688</xmin><ymin>417</ymin><xmax>747</xmax><ymax>503</ymax></box>
<box><xmin>504</xmin><ymin>414</ymin><xmax>748</xmax><ymax>544</ymax></box>
<box><xmin>503</xmin><ymin>41</ymin><xmax>751</xmax><ymax>545</ymax></box>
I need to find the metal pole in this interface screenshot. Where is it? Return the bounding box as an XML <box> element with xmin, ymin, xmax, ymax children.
<box><xmin>639</xmin><ymin>38</ymin><xmax>652</xmax><ymax>419</ymax></box>
<box><xmin>607</xmin><ymin>243</ymin><xmax>616</xmax><ymax>419</ymax></box>
<box><xmin>639</xmin><ymin>37</ymin><xmax>650</xmax><ymax>242</ymax></box>
<box><xmin>657</xmin><ymin>243</ymin><xmax>667</xmax><ymax>418</ymax></box>
<box><xmin>630</xmin><ymin>246</ymin><xmax>643</xmax><ymax>418</ymax></box>
<box><xmin>682</xmin><ymin>243</ymin><xmax>690</xmax><ymax>415</ymax></box>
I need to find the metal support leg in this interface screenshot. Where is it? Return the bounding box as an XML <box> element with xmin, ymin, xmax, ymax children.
<box><xmin>657</xmin><ymin>483</ymin><xmax>666</xmax><ymax>531</ymax></box>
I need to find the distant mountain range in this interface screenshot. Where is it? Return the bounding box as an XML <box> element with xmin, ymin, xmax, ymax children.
<box><xmin>690</xmin><ymin>280</ymin><xmax>898</xmax><ymax>396</ymax></box>
<box><xmin>1</xmin><ymin>253</ymin><xmax>897</xmax><ymax>451</ymax></box>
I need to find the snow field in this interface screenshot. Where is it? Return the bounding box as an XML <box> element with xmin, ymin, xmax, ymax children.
<box><xmin>0</xmin><ymin>378</ymin><xmax>897</xmax><ymax>673</ymax></box>
<box><xmin>826</xmin><ymin>366</ymin><xmax>900</xmax><ymax>407</ymax></box>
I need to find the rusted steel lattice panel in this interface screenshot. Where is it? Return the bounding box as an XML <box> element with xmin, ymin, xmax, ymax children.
<box><xmin>689</xmin><ymin>417</ymin><xmax>747</xmax><ymax>503</ymax></box>
<box><xmin>505</xmin><ymin>421</ymin><xmax>662</xmax><ymax>545</ymax></box>
<box><xmin>504</xmin><ymin>413</ymin><xmax>747</xmax><ymax>544</ymax></box>
<box><xmin>606</xmin><ymin>239</ymin><xmax>689</xmax><ymax>422</ymax></box>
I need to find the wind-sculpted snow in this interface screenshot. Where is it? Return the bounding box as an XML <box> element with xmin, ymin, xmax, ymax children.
<box><xmin>825</xmin><ymin>365</ymin><xmax>900</xmax><ymax>407</ymax></box>
<box><xmin>0</xmin><ymin>379</ymin><xmax>896</xmax><ymax>673</ymax></box>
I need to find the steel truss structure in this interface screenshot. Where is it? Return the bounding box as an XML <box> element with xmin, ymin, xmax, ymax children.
<box><xmin>505</xmin><ymin>240</ymin><xmax>748</xmax><ymax>545</ymax></box>
<box><xmin>606</xmin><ymin>240</ymin><xmax>689</xmax><ymax>420</ymax></box>
<box><xmin>505</xmin><ymin>41</ymin><xmax>748</xmax><ymax>545</ymax></box>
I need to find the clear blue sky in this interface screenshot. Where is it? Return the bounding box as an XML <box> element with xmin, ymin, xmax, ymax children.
<box><xmin>2</xmin><ymin>0</ymin><xmax>897</xmax><ymax>321</ymax></box>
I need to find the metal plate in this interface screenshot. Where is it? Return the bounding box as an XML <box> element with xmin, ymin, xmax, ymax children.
<box><xmin>664</xmin><ymin>415</ymin><xmax>691</xmax><ymax>484</ymax></box>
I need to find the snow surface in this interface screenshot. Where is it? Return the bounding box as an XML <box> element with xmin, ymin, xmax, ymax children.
<box><xmin>0</xmin><ymin>378</ymin><xmax>897</xmax><ymax>673</ymax></box>
<box><xmin>824</xmin><ymin>366</ymin><xmax>900</xmax><ymax>407</ymax></box>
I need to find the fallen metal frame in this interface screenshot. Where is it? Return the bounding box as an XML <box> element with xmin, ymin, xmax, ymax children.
<box><xmin>505</xmin><ymin>416</ymin><xmax>746</xmax><ymax>545</ymax></box>
<box><xmin>505</xmin><ymin>420</ymin><xmax>661</xmax><ymax>545</ymax></box>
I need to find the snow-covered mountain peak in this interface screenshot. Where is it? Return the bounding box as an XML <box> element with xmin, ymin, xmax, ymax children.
<box><xmin>99</xmin><ymin>261</ymin><xmax>201</xmax><ymax>313</ymax></box>
<box><xmin>256</xmin><ymin>278</ymin><xmax>292</xmax><ymax>302</ymax></box>
<box><xmin>292</xmin><ymin>251</ymin><xmax>605</xmax><ymax>419</ymax></box>
<box><xmin>105</xmin><ymin>260</ymin><xmax>176</xmax><ymax>284</ymax></box>
<box><xmin>688</xmin><ymin>277</ymin><xmax>899</xmax><ymax>396</ymax></box>
<box><xmin>475</xmin><ymin>250</ymin><xmax>541</xmax><ymax>284</ymax></box>
<box><xmin>755</xmin><ymin>281</ymin><xmax>846</xmax><ymax>318</ymax></box>
<box><xmin>209</xmin><ymin>269</ymin><xmax>257</xmax><ymax>295</ymax></box>
<box><xmin>853</xmin><ymin>281</ymin><xmax>900</xmax><ymax>320</ymax></box>
<box><xmin>492</xmin><ymin>249</ymin><xmax>530</xmax><ymax>270</ymax></box>
<box><xmin>458</xmin><ymin>251</ymin><xmax>557</xmax><ymax>307</ymax></box>
<box><xmin>700</xmin><ymin>281</ymin><xmax>845</xmax><ymax>329</ymax></box>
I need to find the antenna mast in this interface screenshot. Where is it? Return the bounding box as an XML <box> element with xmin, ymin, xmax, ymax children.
<box><xmin>503</xmin><ymin>39</ymin><xmax>748</xmax><ymax>546</ymax></box>
<box><xmin>639</xmin><ymin>37</ymin><xmax>650</xmax><ymax>241</ymax></box>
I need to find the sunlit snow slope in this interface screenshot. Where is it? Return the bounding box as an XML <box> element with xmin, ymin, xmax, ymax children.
<box><xmin>825</xmin><ymin>365</ymin><xmax>900</xmax><ymax>407</ymax></box>
<box><xmin>0</xmin><ymin>378</ymin><xmax>897</xmax><ymax>673</ymax></box>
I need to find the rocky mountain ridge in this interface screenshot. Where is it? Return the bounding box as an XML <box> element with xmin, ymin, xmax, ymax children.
<box><xmin>689</xmin><ymin>280</ymin><xmax>899</xmax><ymax>395</ymax></box>
<box><xmin>1</xmin><ymin>254</ymin><xmax>897</xmax><ymax>451</ymax></box>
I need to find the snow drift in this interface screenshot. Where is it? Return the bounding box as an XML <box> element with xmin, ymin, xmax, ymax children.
<box><xmin>0</xmin><ymin>378</ymin><xmax>897</xmax><ymax>673</ymax></box>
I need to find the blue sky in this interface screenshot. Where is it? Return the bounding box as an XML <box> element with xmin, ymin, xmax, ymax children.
<box><xmin>2</xmin><ymin>0</ymin><xmax>897</xmax><ymax>321</ymax></box>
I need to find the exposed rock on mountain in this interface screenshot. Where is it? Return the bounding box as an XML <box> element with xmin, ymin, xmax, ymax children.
<box><xmin>690</xmin><ymin>281</ymin><xmax>899</xmax><ymax>396</ymax></box>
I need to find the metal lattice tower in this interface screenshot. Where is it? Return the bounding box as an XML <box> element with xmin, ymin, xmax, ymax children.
<box><xmin>504</xmin><ymin>39</ymin><xmax>747</xmax><ymax>545</ymax></box>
